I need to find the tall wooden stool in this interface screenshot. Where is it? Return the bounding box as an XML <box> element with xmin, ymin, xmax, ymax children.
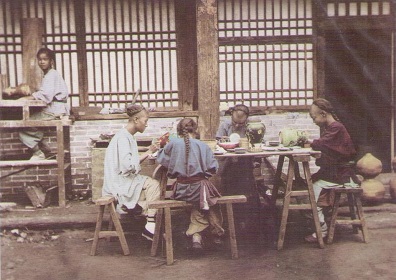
<box><xmin>327</xmin><ymin>187</ymin><xmax>369</xmax><ymax>244</ymax></box>
<box><xmin>272</xmin><ymin>154</ymin><xmax>325</xmax><ymax>250</ymax></box>
<box><xmin>90</xmin><ymin>196</ymin><xmax>130</xmax><ymax>256</ymax></box>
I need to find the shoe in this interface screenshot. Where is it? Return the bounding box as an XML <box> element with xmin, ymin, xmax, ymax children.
<box><xmin>212</xmin><ymin>235</ymin><xmax>224</xmax><ymax>246</ymax></box>
<box><xmin>304</xmin><ymin>232</ymin><xmax>328</xmax><ymax>243</ymax></box>
<box><xmin>142</xmin><ymin>228</ymin><xmax>154</xmax><ymax>241</ymax></box>
<box><xmin>121</xmin><ymin>204</ymin><xmax>143</xmax><ymax>217</ymax></box>
<box><xmin>115</xmin><ymin>204</ymin><xmax>128</xmax><ymax>215</ymax></box>
<box><xmin>192</xmin><ymin>233</ymin><xmax>203</xmax><ymax>251</ymax></box>
<box><xmin>142</xmin><ymin>220</ymin><xmax>155</xmax><ymax>241</ymax></box>
<box><xmin>29</xmin><ymin>150</ymin><xmax>46</xmax><ymax>161</ymax></box>
<box><xmin>38</xmin><ymin>140</ymin><xmax>51</xmax><ymax>156</ymax></box>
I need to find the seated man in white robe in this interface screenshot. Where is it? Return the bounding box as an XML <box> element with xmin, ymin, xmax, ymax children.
<box><xmin>102</xmin><ymin>104</ymin><xmax>160</xmax><ymax>241</ymax></box>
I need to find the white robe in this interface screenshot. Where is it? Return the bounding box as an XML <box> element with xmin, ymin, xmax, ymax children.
<box><xmin>102</xmin><ymin>128</ymin><xmax>147</xmax><ymax>209</ymax></box>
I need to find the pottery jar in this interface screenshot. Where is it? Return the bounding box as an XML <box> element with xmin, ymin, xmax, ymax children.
<box><xmin>356</xmin><ymin>153</ymin><xmax>383</xmax><ymax>179</ymax></box>
<box><xmin>246</xmin><ymin>118</ymin><xmax>266</xmax><ymax>147</ymax></box>
<box><xmin>279</xmin><ymin>128</ymin><xmax>308</xmax><ymax>147</ymax></box>
<box><xmin>390</xmin><ymin>177</ymin><xmax>396</xmax><ymax>202</ymax></box>
<box><xmin>361</xmin><ymin>178</ymin><xmax>386</xmax><ymax>204</ymax></box>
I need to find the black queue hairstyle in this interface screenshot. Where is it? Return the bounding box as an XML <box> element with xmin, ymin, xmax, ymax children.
<box><xmin>177</xmin><ymin>118</ymin><xmax>198</xmax><ymax>175</ymax></box>
<box><xmin>36</xmin><ymin>47</ymin><xmax>55</xmax><ymax>61</ymax></box>
<box><xmin>312</xmin><ymin>98</ymin><xmax>341</xmax><ymax>122</ymax></box>
<box><xmin>126</xmin><ymin>104</ymin><xmax>146</xmax><ymax>119</ymax></box>
<box><xmin>225</xmin><ymin>104</ymin><xmax>250</xmax><ymax>116</ymax></box>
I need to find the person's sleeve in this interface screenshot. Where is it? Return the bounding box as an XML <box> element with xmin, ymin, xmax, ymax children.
<box><xmin>32</xmin><ymin>71</ymin><xmax>59</xmax><ymax>104</ymax></box>
<box><xmin>117</xmin><ymin>137</ymin><xmax>137</xmax><ymax>176</ymax></box>
<box><xmin>205</xmin><ymin>146</ymin><xmax>219</xmax><ymax>174</ymax></box>
<box><xmin>311</xmin><ymin>125</ymin><xmax>341</xmax><ymax>151</ymax></box>
<box><xmin>156</xmin><ymin>142</ymin><xmax>173</xmax><ymax>168</ymax></box>
<box><xmin>215</xmin><ymin>122</ymin><xmax>228</xmax><ymax>138</ymax></box>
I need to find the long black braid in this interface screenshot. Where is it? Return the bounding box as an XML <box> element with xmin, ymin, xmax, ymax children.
<box><xmin>313</xmin><ymin>98</ymin><xmax>341</xmax><ymax>123</ymax></box>
<box><xmin>176</xmin><ymin>118</ymin><xmax>198</xmax><ymax>176</ymax></box>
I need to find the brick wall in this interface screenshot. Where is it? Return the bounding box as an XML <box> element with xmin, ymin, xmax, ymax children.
<box><xmin>69</xmin><ymin>117</ymin><xmax>182</xmax><ymax>191</ymax></box>
<box><xmin>0</xmin><ymin>127</ymin><xmax>60</xmax><ymax>198</ymax></box>
<box><xmin>0</xmin><ymin>112</ymin><xmax>319</xmax><ymax>199</ymax></box>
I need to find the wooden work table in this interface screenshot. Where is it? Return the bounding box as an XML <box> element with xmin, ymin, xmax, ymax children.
<box><xmin>0</xmin><ymin>99</ymin><xmax>72</xmax><ymax>207</ymax></box>
<box><xmin>215</xmin><ymin>147</ymin><xmax>325</xmax><ymax>249</ymax></box>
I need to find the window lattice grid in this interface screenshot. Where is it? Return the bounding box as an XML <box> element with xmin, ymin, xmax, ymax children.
<box><xmin>218</xmin><ymin>0</ymin><xmax>313</xmax><ymax>37</ymax></box>
<box><xmin>0</xmin><ymin>1</ymin><xmax>24</xmax><ymax>88</ymax></box>
<box><xmin>219</xmin><ymin>43</ymin><xmax>314</xmax><ymax>108</ymax></box>
<box><xmin>84</xmin><ymin>0</ymin><xmax>178</xmax><ymax>109</ymax></box>
<box><xmin>326</xmin><ymin>1</ymin><xmax>391</xmax><ymax>17</ymax></box>
<box><xmin>0</xmin><ymin>0</ymin><xmax>80</xmax><ymax>107</ymax></box>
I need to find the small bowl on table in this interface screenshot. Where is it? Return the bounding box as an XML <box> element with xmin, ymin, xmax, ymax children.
<box><xmin>268</xmin><ymin>141</ymin><xmax>280</xmax><ymax>147</ymax></box>
<box><xmin>218</xmin><ymin>142</ymin><xmax>239</xmax><ymax>150</ymax></box>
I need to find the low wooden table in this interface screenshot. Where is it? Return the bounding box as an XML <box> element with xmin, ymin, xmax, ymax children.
<box><xmin>215</xmin><ymin>147</ymin><xmax>324</xmax><ymax>249</ymax></box>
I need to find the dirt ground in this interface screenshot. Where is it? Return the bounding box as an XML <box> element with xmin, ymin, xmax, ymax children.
<box><xmin>2</xmin><ymin>210</ymin><xmax>396</xmax><ymax>280</ymax></box>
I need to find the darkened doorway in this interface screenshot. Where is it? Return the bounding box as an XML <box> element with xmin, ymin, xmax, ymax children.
<box><xmin>324</xmin><ymin>29</ymin><xmax>392</xmax><ymax>172</ymax></box>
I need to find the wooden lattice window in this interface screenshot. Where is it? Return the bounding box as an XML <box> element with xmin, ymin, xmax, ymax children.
<box><xmin>218</xmin><ymin>0</ymin><xmax>314</xmax><ymax>109</ymax></box>
<box><xmin>326</xmin><ymin>0</ymin><xmax>391</xmax><ymax>17</ymax></box>
<box><xmin>84</xmin><ymin>0</ymin><xmax>178</xmax><ymax>109</ymax></box>
<box><xmin>219</xmin><ymin>43</ymin><xmax>314</xmax><ymax>107</ymax></box>
<box><xmin>0</xmin><ymin>0</ymin><xmax>80</xmax><ymax>107</ymax></box>
<box><xmin>0</xmin><ymin>0</ymin><xmax>178</xmax><ymax>110</ymax></box>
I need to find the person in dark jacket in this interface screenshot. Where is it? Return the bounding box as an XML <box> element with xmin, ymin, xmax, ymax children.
<box><xmin>305</xmin><ymin>98</ymin><xmax>359</xmax><ymax>242</ymax></box>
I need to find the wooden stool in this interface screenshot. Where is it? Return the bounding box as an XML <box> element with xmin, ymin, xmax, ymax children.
<box><xmin>90</xmin><ymin>196</ymin><xmax>130</xmax><ymax>256</ymax></box>
<box><xmin>327</xmin><ymin>187</ymin><xmax>369</xmax><ymax>244</ymax></box>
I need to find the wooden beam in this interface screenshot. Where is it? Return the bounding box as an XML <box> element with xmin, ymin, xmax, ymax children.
<box><xmin>22</xmin><ymin>18</ymin><xmax>44</xmax><ymax>92</ymax></box>
<box><xmin>175</xmin><ymin>0</ymin><xmax>197</xmax><ymax>111</ymax></box>
<box><xmin>196</xmin><ymin>0</ymin><xmax>219</xmax><ymax>139</ymax></box>
<box><xmin>219</xmin><ymin>35</ymin><xmax>313</xmax><ymax>45</ymax></box>
<box><xmin>74</xmin><ymin>0</ymin><xmax>89</xmax><ymax>107</ymax></box>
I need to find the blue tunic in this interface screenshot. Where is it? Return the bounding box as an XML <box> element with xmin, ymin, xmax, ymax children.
<box><xmin>156</xmin><ymin>138</ymin><xmax>220</xmax><ymax>209</ymax></box>
<box><xmin>156</xmin><ymin>138</ymin><xmax>218</xmax><ymax>178</ymax></box>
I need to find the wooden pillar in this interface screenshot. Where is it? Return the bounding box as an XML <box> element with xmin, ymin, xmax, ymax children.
<box><xmin>196</xmin><ymin>0</ymin><xmax>219</xmax><ymax>139</ymax></box>
<box><xmin>313</xmin><ymin>1</ymin><xmax>325</xmax><ymax>99</ymax></box>
<box><xmin>0</xmin><ymin>74</ymin><xmax>8</xmax><ymax>100</ymax></box>
<box><xmin>74</xmin><ymin>0</ymin><xmax>89</xmax><ymax>107</ymax></box>
<box><xmin>392</xmin><ymin>1</ymin><xmax>396</xmax><ymax>160</ymax></box>
<box><xmin>22</xmin><ymin>18</ymin><xmax>44</xmax><ymax>91</ymax></box>
<box><xmin>175</xmin><ymin>0</ymin><xmax>197</xmax><ymax>111</ymax></box>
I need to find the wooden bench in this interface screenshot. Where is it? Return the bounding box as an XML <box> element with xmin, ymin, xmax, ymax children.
<box><xmin>149</xmin><ymin>165</ymin><xmax>247</xmax><ymax>265</ymax></box>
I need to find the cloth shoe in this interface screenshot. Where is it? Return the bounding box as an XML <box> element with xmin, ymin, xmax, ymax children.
<box><xmin>29</xmin><ymin>150</ymin><xmax>46</xmax><ymax>161</ymax></box>
<box><xmin>38</xmin><ymin>140</ymin><xmax>51</xmax><ymax>156</ymax></box>
<box><xmin>304</xmin><ymin>231</ymin><xmax>328</xmax><ymax>243</ymax></box>
<box><xmin>212</xmin><ymin>235</ymin><xmax>224</xmax><ymax>247</ymax></box>
<box><xmin>192</xmin><ymin>233</ymin><xmax>203</xmax><ymax>251</ymax></box>
<box><xmin>142</xmin><ymin>218</ymin><xmax>155</xmax><ymax>241</ymax></box>
<box><xmin>304</xmin><ymin>222</ymin><xmax>328</xmax><ymax>243</ymax></box>
<box><xmin>121</xmin><ymin>204</ymin><xmax>143</xmax><ymax>218</ymax></box>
